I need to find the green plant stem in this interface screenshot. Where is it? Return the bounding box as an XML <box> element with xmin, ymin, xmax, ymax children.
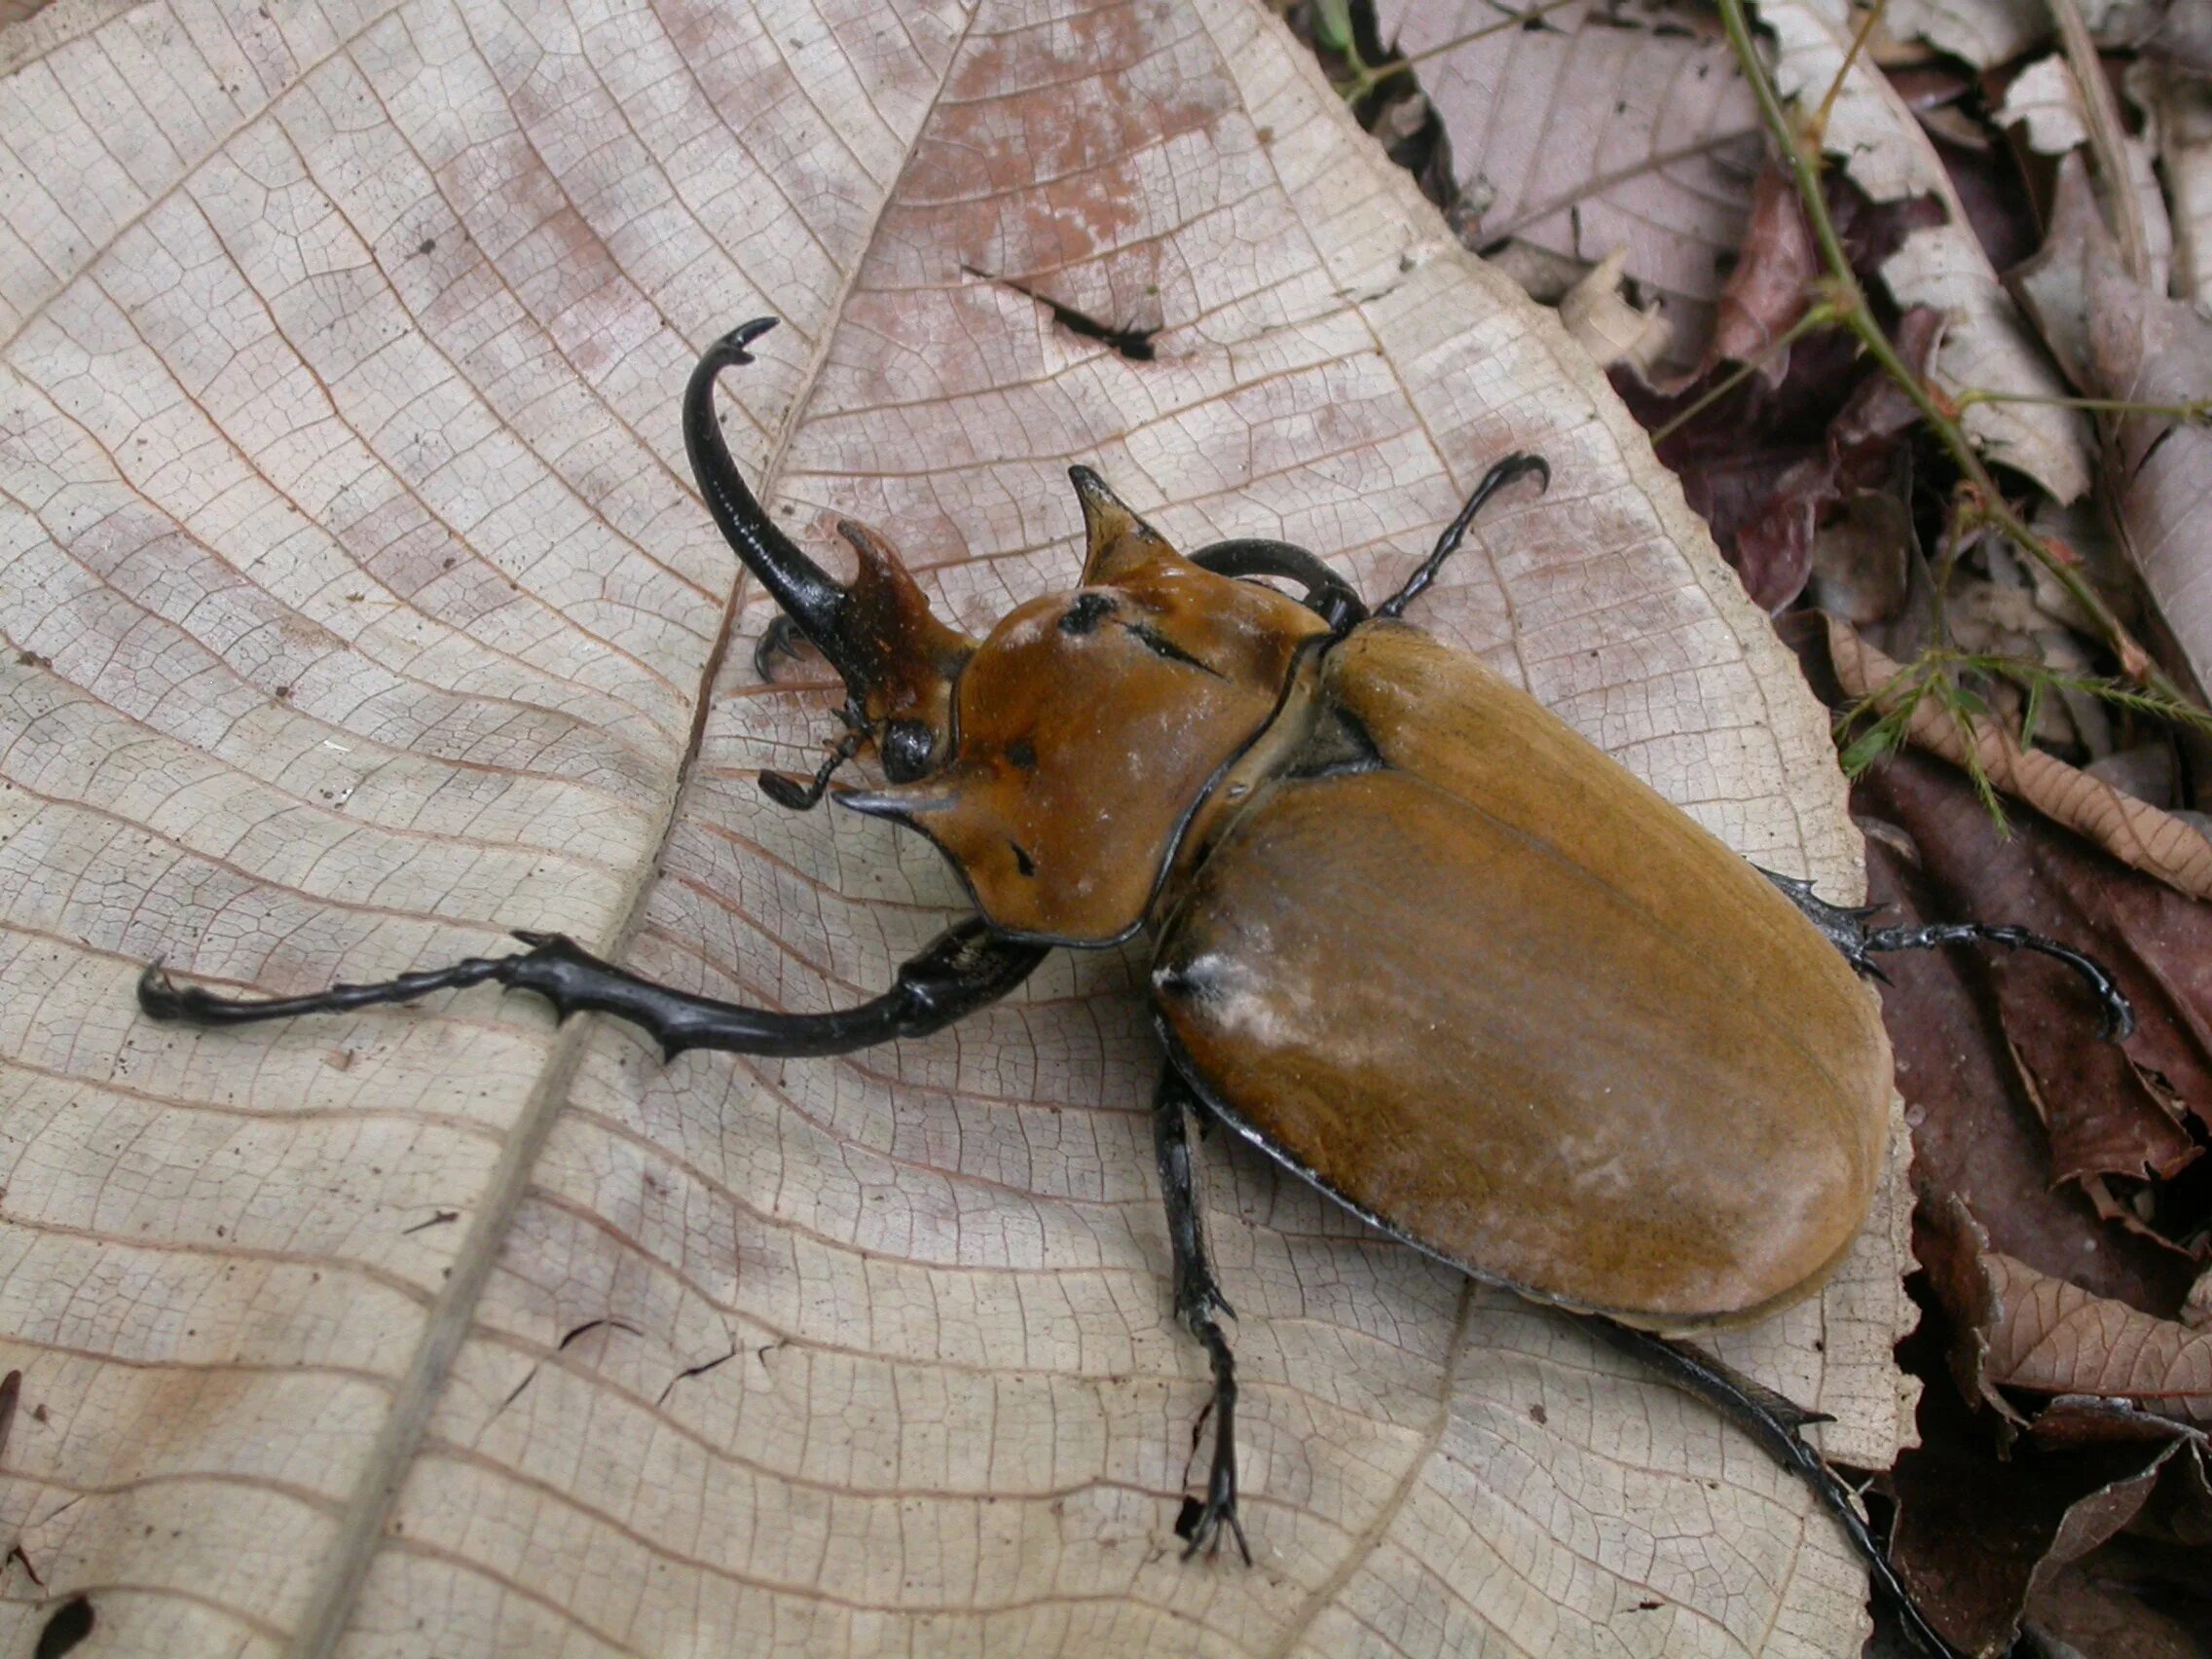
<box><xmin>1954</xmin><ymin>388</ymin><xmax>2212</xmax><ymax>422</ymax></box>
<box><xmin>1647</xmin><ymin>306</ymin><xmax>1836</xmax><ymax>447</ymax></box>
<box><xmin>1714</xmin><ymin>0</ymin><xmax>2197</xmax><ymax>711</ymax></box>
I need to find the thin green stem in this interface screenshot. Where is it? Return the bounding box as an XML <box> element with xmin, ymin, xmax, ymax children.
<box><xmin>1954</xmin><ymin>388</ymin><xmax>2212</xmax><ymax>422</ymax></box>
<box><xmin>1646</xmin><ymin>305</ymin><xmax>1837</xmax><ymax>447</ymax></box>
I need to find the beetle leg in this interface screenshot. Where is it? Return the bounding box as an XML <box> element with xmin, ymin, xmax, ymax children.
<box><xmin>1183</xmin><ymin>538</ymin><xmax>1370</xmax><ymax>633</ymax></box>
<box><xmin>1757</xmin><ymin>867</ymin><xmax>2135</xmax><ymax>1041</ymax></box>
<box><xmin>137</xmin><ymin>919</ymin><xmax>1047</xmax><ymax>1061</ymax></box>
<box><xmin>752</xmin><ymin>614</ymin><xmax>810</xmax><ymax>682</ymax></box>
<box><xmin>1592</xmin><ymin>1319</ymin><xmax>1965</xmax><ymax>1659</ymax></box>
<box><xmin>1376</xmin><ymin>453</ymin><xmax>1551</xmax><ymax>620</ymax></box>
<box><xmin>1154</xmin><ymin>1066</ymin><xmax>1250</xmax><ymax>1566</ymax></box>
<box><xmin>759</xmin><ymin>724</ymin><xmax>866</xmax><ymax>812</ymax></box>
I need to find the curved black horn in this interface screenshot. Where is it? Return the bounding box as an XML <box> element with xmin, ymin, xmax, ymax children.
<box><xmin>683</xmin><ymin>318</ymin><xmax>860</xmax><ymax>683</ymax></box>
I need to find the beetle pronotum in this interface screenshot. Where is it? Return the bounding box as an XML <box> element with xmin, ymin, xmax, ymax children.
<box><xmin>142</xmin><ymin>318</ymin><xmax>2132</xmax><ymax>1657</ymax></box>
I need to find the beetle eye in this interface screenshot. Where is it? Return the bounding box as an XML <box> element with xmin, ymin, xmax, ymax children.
<box><xmin>879</xmin><ymin>719</ymin><xmax>938</xmax><ymax>783</ymax></box>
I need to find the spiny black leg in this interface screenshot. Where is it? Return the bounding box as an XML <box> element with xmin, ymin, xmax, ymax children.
<box><xmin>1591</xmin><ymin>1320</ymin><xmax>1964</xmax><ymax>1659</ymax></box>
<box><xmin>1758</xmin><ymin>867</ymin><xmax>2135</xmax><ymax>1041</ymax></box>
<box><xmin>1376</xmin><ymin>453</ymin><xmax>1551</xmax><ymax>620</ymax></box>
<box><xmin>1154</xmin><ymin>1066</ymin><xmax>1249</xmax><ymax>1565</ymax></box>
<box><xmin>753</xmin><ymin>614</ymin><xmax>809</xmax><ymax>682</ymax></box>
<box><xmin>1185</xmin><ymin>538</ymin><xmax>1370</xmax><ymax>634</ymax></box>
<box><xmin>140</xmin><ymin>919</ymin><xmax>1047</xmax><ymax>1060</ymax></box>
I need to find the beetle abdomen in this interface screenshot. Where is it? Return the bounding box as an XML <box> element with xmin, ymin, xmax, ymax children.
<box><xmin>1151</xmin><ymin>623</ymin><xmax>1890</xmax><ymax>1329</ymax></box>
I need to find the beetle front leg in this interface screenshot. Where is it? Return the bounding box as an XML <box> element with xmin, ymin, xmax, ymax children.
<box><xmin>1154</xmin><ymin>1066</ymin><xmax>1250</xmax><ymax>1565</ymax></box>
<box><xmin>1757</xmin><ymin>867</ymin><xmax>2135</xmax><ymax>1040</ymax></box>
<box><xmin>139</xmin><ymin>919</ymin><xmax>1047</xmax><ymax>1060</ymax></box>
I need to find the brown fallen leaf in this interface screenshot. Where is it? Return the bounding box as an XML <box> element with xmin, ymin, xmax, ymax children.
<box><xmin>2014</xmin><ymin>152</ymin><xmax>2212</xmax><ymax>698</ymax></box>
<box><xmin>1708</xmin><ymin>164</ymin><xmax>1821</xmax><ymax>387</ymax></box>
<box><xmin>1924</xmin><ymin>1196</ymin><xmax>2212</xmax><ymax>1432</ymax></box>
<box><xmin>0</xmin><ymin>0</ymin><xmax>1910</xmax><ymax>1652</ymax></box>
<box><xmin>1888</xmin><ymin>1225</ymin><xmax>2201</xmax><ymax>1657</ymax></box>
<box><xmin>1855</xmin><ymin>749</ymin><xmax>2210</xmax><ymax>1202</ymax></box>
<box><xmin>1831</xmin><ymin>619</ymin><xmax>2212</xmax><ymax>902</ymax></box>
<box><xmin>1555</xmin><ymin>246</ymin><xmax>1674</xmax><ymax>376</ymax></box>
<box><xmin>1860</xmin><ymin>828</ymin><xmax>2194</xmax><ymax>1312</ymax></box>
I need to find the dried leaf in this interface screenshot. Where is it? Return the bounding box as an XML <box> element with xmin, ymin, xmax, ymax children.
<box><xmin>1855</xmin><ymin>748</ymin><xmax>2211</xmax><ymax>1196</ymax></box>
<box><xmin>1376</xmin><ymin>0</ymin><xmax>1762</xmax><ymax>368</ymax></box>
<box><xmin>1709</xmin><ymin>165</ymin><xmax>1820</xmax><ymax>385</ymax></box>
<box><xmin>0</xmin><ymin>0</ymin><xmax>1910</xmax><ymax>1652</ymax></box>
<box><xmin>1862</xmin><ymin>834</ymin><xmax>2193</xmax><ymax>1312</ymax></box>
<box><xmin>1960</xmin><ymin>1234</ymin><xmax>2212</xmax><ymax>1424</ymax></box>
<box><xmin>2135</xmin><ymin>60</ymin><xmax>2212</xmax><ymax>313</ymax></box>
<box><xmin>1830</xmin><ymin>620</ymin><xmax>2212</xmax><ymax>900</ymax></box>
<box><xmin>2014</xmin><ymin>153</ymin><xmax>2212</xmax><ymax>698</ymax></box>
<box><xmin>1555</xmin><ymin>245</ymin><xmax>1674</xmax><ymax>375</ymax></box>
<box><xmin>1754</xmin><ymin>0</ymin><xmax>2097</xmax><ymax>503</ymax></box>
<box><xmin>1880</xmin><ymin>0</ymin><xmax>2132</xmax><ymax>70</ymax></box>
<box><xmin>1889</xmin><ymin>1223</ymin><xmax>2195</xmax><ymax>1658</ymax></box>
<box><xmin>1997</xmin><ymin>55</ymin><xmax>2174</xmax><ymax>299</ymax></box>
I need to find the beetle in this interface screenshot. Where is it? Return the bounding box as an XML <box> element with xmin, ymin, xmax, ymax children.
<box><xmin>140</xmin><ymin>317</ymin><xmax>2132</xmax><ymax>1655</ymax></box>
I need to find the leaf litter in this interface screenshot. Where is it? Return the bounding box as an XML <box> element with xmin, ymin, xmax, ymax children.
<box><xmin>1303</xmin><ymin>0</ymin><xmax>2212</xmax><ymax>1648</ymax></box>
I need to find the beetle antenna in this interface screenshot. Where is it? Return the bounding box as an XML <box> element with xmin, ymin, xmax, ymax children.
<box><xmin>1377</xmin><ymin>453</ymin><xmax>1550</xmax><ymax>620</ymax></box>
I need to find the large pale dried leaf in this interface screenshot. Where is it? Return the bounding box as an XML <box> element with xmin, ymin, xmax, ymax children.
<box><xmin>1754</xmin><ymin>0</ymin><xmax>2096</xmax><ymax>502</ymax></box>
<box><xmin>1375</xmin><ymin>0</ymin><xmax>1763</xmax><ymax>369</ymax></box>
<box><xmin>0</xmin><ymin>1</ymin><xmax>1912</xmax><ymax>1653</ymax></box>
<box><xmin>1829</xmin><ymin>619</ymin><xmax>2212</xmax><ymax>899</ymax></box>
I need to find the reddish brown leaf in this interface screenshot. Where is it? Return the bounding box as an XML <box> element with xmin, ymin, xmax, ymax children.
<box><xmin>1709</xmin><ymin>166</ymin><xmax>1821</xmax><ymax>386</ymax></box>
<box><xmin>1980</xmin><ymin>1251</ymin><xmax>2212</xmax><ymax>1424</ymax></box>
<box><xmin>1857</xmin><ymin>750</ymin><xmax>2208</xmax><ymax>1193</ymax></box>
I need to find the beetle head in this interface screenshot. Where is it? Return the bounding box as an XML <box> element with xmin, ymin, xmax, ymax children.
<box><xmin>836</xmin><ymin>468</ymin><xmax>1329</xmax><ymax>944</ymax></box>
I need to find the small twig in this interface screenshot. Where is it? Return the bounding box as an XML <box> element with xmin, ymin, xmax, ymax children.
<box><xmin>1340</xmin><ymin>0</ymin><xmax>1588</xmax><ymax>100</ymax></box>
<box><xmin>1714</xmin><ymin>0</ymin><xmax>2199</xmax><ymax>711</ymax></box>
<box><xmin>2047</xmin><ymin>0</ymin><xmax>2151</xmax><ymax>284</ymax></box>
<box><xmin>1647</xmin><ymin>305</ymin><xmax>1838</xmax><ymax>447</ymax></box>
<box><xmin>1809</xmin><ymin>0</ymin><xmax>1888</xmax><ymax>149</ymax></box>
<box><xmin>1953</xmin><ymin>388</ymin><xmax>2212</xmax><ymax>422</ymax></box>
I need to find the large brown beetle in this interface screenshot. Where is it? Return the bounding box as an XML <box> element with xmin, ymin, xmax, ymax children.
<box><xmin>141</xmin><ymin>318</ymin><xmax>2133</xmax><ymax>1655</ymax></box>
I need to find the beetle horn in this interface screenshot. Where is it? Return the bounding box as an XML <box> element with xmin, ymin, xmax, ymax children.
<box><xmin>1070</xmin><ymin>465</ymin><xmax>1184</xmax><ymax>583</ymax></box>
<box><xmin>685</xmin><ymin>319</ymin><xmax>974</xmax><ymax>738</ymax></box>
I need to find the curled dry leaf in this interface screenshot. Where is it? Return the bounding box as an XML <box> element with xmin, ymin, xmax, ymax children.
<box><xmin>1375</xmin><ymin>0</ymin><xmax>1762</xmax><ymax>369</ymax></box>
<box><xmin>1830</xmin><ymin>619</ymin><xmax>2212</xmax><ymax>900</ymax></box>
<box><xmin>1895</xmin><ymin>1198</ymin><xmax>2211</xmax><ymax>1655</ymax></box>
<box><xmin>2134</xmin><ymin>60</ymin><xmax>2212</xmax><ymax>313</ymax></box>
<box><xmin>0</xmin><ymin>0</ymin><xmax>1908</xmax><ymax>1652</ymax></box>
<box><xmin>1555</xmin><ymin>245</ymin><xmax>1674</xmax><ymax>376</ymax></box>
<box><xmin>1754</xmin><ymin>0</ymin><xmax>2096</xmax><ymax>503</ymax></box>
<box><xmin>1926</xmin><ymin>1199</ymin><xmax>2212</xmax><ymax>1426</ymax></box>
<box><xmin>1706</xmin><ymin>164</ymin><xmax>1820</xmax><ymax>387</ymax></box>
<box><xmin>2014</xmin><ymin>153</ymin><xmax>2212</xmax><ymax>699</ymax></box>
<box><xmin>1998</xmin><ymin>55</ymin><xmax>2173</xmax><ymax>295</ymax></box>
